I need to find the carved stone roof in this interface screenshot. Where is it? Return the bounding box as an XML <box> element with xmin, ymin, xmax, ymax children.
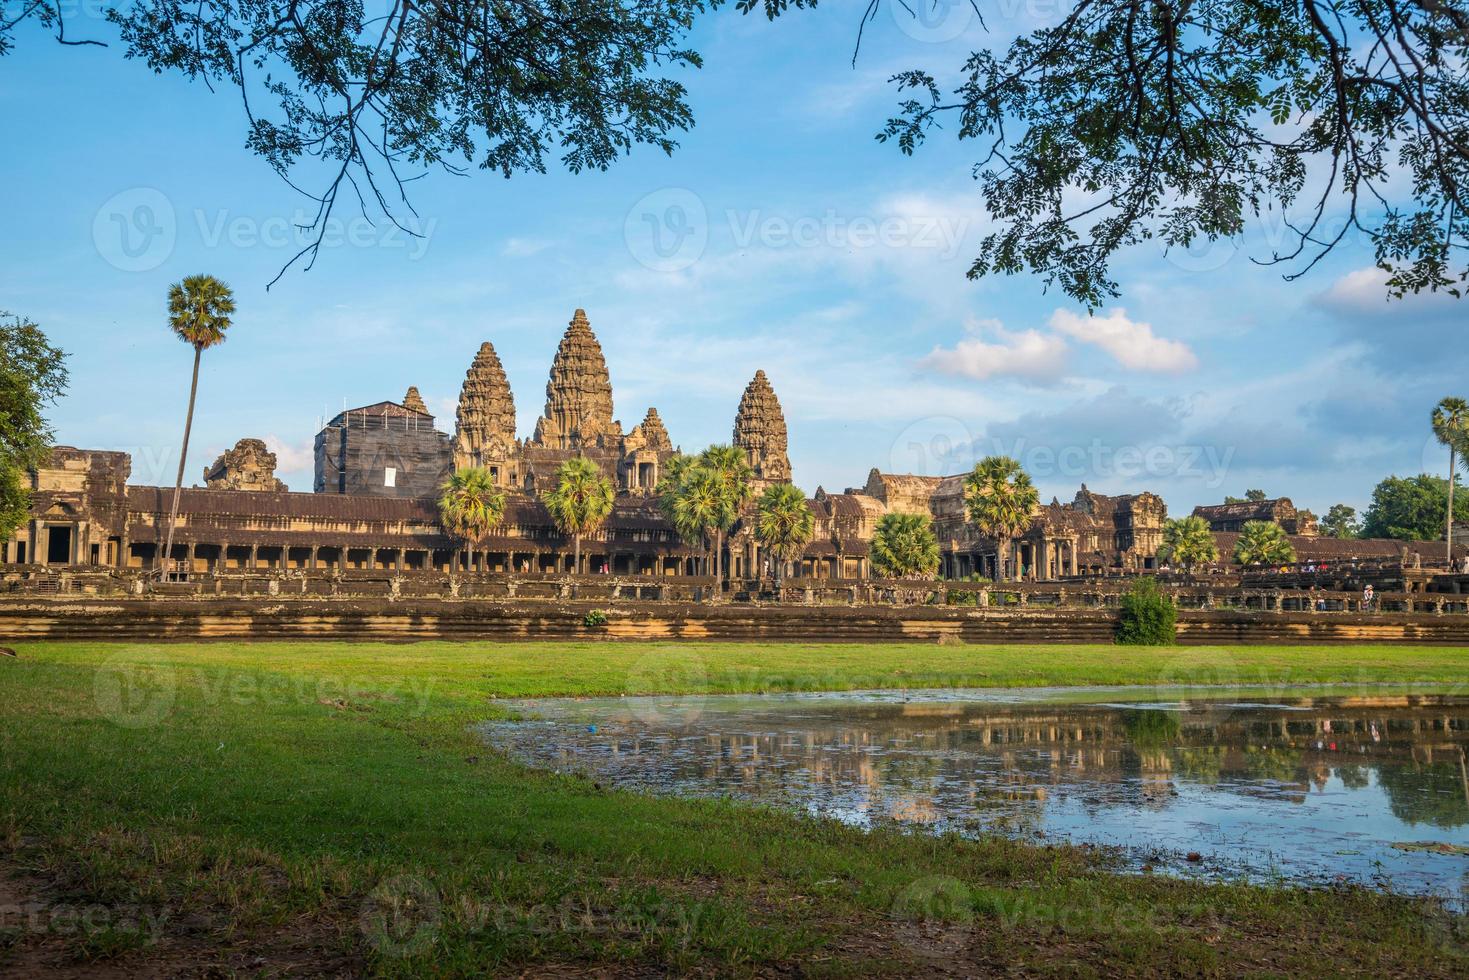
<box><xmin>402</xmin><ymin>386</ymin><xmax>428</xmax><ymax>415</ymax></box>
<box><xmin>733</xmin><ymin>370</ymin><xmax>791</xmax><ymax>482</ymax></box>
<box><xmin>454</xmin><ymin>342</ymin><xmax>517</xmax><ymax>467</ymax></box>
<box><xmin>202</xmin><ymin>438</ymin><xmax>287</xmax><ymax>492</ymax></box>
<box><xmin>532</xmin><ymin>309</ymin><xmax>617</xmax><ymax>450</ymax></box>
<box><xmin>1193</xmin><ymin>498</ymin><xmax>1295</xmax><ymax>522</ymax></box>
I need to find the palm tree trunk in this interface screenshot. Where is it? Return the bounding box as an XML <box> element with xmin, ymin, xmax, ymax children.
<box><xmin>1449</xmin><ymin>446</ymin><xmax>1457</xmax><ymax>564</ymax></box>
<box><xmin>713</xmin><ymin>528</ymin><xmax>723</xmax><ymax>593</ymax></box>
<box><xmin>161</xmin><ymin>345</ymin><xmax>202</xmax><ymax>579</ymax></box>
<box><xmin>573</xmin><ymin>534</ymin><xmax>582</xmax><ymax>576</ymax></box>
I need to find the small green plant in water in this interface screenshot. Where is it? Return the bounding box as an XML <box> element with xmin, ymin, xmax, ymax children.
<box><xmin>1116</xmin><ymin>577</ymin><xmax>1177</xmax><ymax>645</ymax></box>
<box><xmin>582</xmin><ymin>609</ymin><xmax>608</xmax><ymax>628</ymax></box>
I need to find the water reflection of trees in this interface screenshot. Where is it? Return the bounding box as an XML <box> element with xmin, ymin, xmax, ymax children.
<box><xmin>521</xmin><ymin>696</ymin><xmax>1469</xmax><ymax>831</ymax></box>
<box><xmin>1378</xmin><ymin>757</ymin><xmax>1469</xmax><ymax>829</ymax></box>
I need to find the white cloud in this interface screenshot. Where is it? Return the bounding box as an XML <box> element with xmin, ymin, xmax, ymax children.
<box><xmin>1313</xmin><ymin>265</ymin><xmax>1460</xmax><ymax>320</ymax></box>
<box><xmin>918</xmin><ymin>317</ymin><xmax>1069</xmax><ymax>382</ymax></box>
<box><xmin>263</xmin><ymin>435</ymin><xmax>316</xmax><ymax>492</ymax></box>
<box><xmin>1049</xmin><ymin>308</ymin><xmax>1198</xmax><ymax>373</ymax></box>
<box><xmin>501</xmin><ymin>237</ymin><xmax>554</xmax><ymax>257</ymax></box>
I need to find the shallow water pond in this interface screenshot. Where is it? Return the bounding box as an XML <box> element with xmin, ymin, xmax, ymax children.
<box><xmin>481</xmin><ymin>687</ymin><xmax>1469</xmax><ymax>902</ymax></box>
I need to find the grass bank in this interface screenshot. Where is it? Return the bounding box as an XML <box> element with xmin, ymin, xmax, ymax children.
<box><xmin>2</xmin><ymin>641</ymin><xmax>1467</xmax><ymax>976</ymax></box>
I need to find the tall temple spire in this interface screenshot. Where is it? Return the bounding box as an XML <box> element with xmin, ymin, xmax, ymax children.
<box><xmin>733</xmin><ymin>369</ymin><xmax>791</xmax><ymax>483</ymax></box>
<box><xmin>402</xmin><ymin>386</ymin><xmax>428</xmax><ymax>415</ymax></box>
<box><xmin>532</xmin><ymin>308</ymin><xmax>617</xmax><ymax>449</ymax></box>
<box><xmin>453</xmin><ymin>342</ymin><xmax>518</xmax><ymax>476</ymax></box>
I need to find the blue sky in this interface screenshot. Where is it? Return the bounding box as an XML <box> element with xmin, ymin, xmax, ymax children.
<box><xmin>2</xmin><ymin>1</ymin><xmax>1463</xmax><ymax>513</ymax></box>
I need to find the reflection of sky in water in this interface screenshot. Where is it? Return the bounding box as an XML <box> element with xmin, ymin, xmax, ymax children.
<box><xmin>481</xmin><ymin>687</ymin><xmax>1469</xmax><ymax>903</ymax></box>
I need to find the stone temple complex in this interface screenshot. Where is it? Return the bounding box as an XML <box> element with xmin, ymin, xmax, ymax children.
<box><xmin>3</xmin><ymin>309</ymin><xmax>1461</xmax><ymax>580</ymax></box>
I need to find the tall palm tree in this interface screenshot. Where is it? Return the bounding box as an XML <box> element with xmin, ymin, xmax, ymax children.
<box><xmin>160</xmin><ymin>275</ymin><xmax>235</xmax><ymax>577</ymax></box>
<box><xmin>542</xmin><ymin>456</ymin><xmax>614</xmax><ymax>575</ymax></box>
<box><xmin>869</xmin><ymin>512</ymin><xmax>941</xmax><ymax>580</ymax></box>
<box><xmin>1232</xmin><ymin>520</ymin><xmax>1296</xmax><ymax>566</ymax></box>
<box><xmin>696</xmin><ymin>444</ymin><xmax>754</xmax><ymax>585</ymax></box>
<box><xmin>667</xmin><ymin>463</ymin><xmax>722</xmax><ymax>576</ymax></box>
<box><xmin>754</xmin><ymin>482</ymin><xmax>814</xmax><ymax>591</ymax></box>
<box><xmin>655</xmin><ymin>453</ymin><xmax>704</xmax><ymax>574</ymax></box>
<box><xmin>1159</xmin><ymin>516</ymin><xmax>1219</xmax><ymax>572</ymax></box>
<box><xmin>437</xmin><ymin>467</ymin><xmax>507</xmax><ymax>572</ymax></box>
<box><xmin>963</xmin><ymin>456</ymin><xmax>1039</xmax><ymax>582</ymax></box>
<box><xmin>1432</xmin><ymin>397</ymin><xmax>1469</xmax><ymax>563</ymax></box>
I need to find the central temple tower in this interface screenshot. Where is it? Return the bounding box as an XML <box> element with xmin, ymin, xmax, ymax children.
<box><xmin>531</xmin><ymin>309</ymin><xmax>619</xmax><ymax>450</ymax></box>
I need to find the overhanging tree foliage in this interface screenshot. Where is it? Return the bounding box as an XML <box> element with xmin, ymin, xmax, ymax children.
<box><xmin>0</xmin><ymin>314</ymin><xmax>68</xmax><ymax>541</ymax></box>
<box><xmin>872</xmin><ymin>0</ymin><xmax>1469</xmax><ymax>305</ymax></box>
<box><xmin>5</xmin><ymin>0</ymin><xmax>715</xmax><ymax>285</ymax></box>
<box><xmin>12</xmin><ymin>1</ymin><xmax>1466</xmax><ymax>299</ymax></box>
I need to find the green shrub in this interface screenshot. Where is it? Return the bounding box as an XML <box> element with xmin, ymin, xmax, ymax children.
<box><xmin>582</xmin><ymin>609</ymin><xmax>608</xmax><ymax>628</ymax></box>
<box><xmin>1116</xmin><ymin>577</ymin><xmax>1176</xmax><ymax>645</ymax></box>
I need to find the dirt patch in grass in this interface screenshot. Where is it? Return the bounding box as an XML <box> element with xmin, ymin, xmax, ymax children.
<box><xmin>0</xmin><ymin>857</ymin><xmax>362</xmax><ymax>978</ymax></box>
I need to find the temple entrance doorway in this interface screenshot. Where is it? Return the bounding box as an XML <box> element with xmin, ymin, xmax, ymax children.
<box><xmin>46</xmin><ymin>526</ymin><xmax>72</xmax><ymax>565</ymax></box>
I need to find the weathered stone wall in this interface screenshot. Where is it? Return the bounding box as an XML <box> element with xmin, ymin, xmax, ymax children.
<box><xmin>4</xmin><ymin>597</ymin><xmax>1468</xmax><ymax>645</ymax></box>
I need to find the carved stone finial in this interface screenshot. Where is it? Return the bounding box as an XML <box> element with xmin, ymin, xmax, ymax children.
<box><xmin>454</xmin><ymin>342</ymin><xmax>517</xmax><ymax>470</ymax></box>
<box><xmin>203</xmin><ymin>438</ymin><xmax>287</xmax><ymax>492</ymax></box>
<box><xmin>402</xmin><ymin>386</ymin><xmax>428</xmax><ymax>415</ymax></box>
<box><xmin>532</xmin><ymin>309</ymin><xmax>617</xmax><ymax>449</ymax></box>
<box><xmin>733</xmin><ymin>370</ymin><xmax>791</xmax><ymax>483</ymax></box>
<box><xmin>627</xmin><ymin>407</ymin><xmax>672</xmax><ymax>453</ymax></box>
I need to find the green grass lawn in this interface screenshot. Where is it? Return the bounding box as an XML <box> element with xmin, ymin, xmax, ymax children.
<box><xmin>2</xmin><ymin>640</ymin><xmax>1468</xmax><ymax>976</ymax></box>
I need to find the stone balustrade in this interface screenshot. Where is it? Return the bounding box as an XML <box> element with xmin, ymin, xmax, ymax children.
<box><xmin>5</xmin><ymin>564</ymin><xmax>1469</xmax><ymax>616</ymax></box>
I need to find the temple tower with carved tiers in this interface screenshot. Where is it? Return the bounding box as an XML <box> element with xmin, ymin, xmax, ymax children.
<box><xmin>453</xmin><ymin>342</ymin><xmax>519</xmax><ymax>486</ymax></box>
<box><xmin>531</xmin><ymin>309</ymin><xmax>619</xmax><ymax>450</ymax></box>
<box><xmin>733</xmin><ymin>370</ymin><xmax>791</xmax><ymax>485</ymax></box>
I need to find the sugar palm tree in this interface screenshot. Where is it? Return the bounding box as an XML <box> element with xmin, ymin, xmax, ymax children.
<box><xmin>1232</xmin><ymin>520</ymin><xmax>1296</xmax><ymax>566</ymax></box>
<box><xmin>655</xmin><ymin>453</ymin><xmax>704</xmax><ymax>574</ymax></box>
<box><xmin>666</xmin><ymin>463</ymin><xmax>722</xmax><ymax>576</ymax></box>
<box><xmin>754</xmin><ymin>482</ymin><xmax>814</xmax><ymax>591</ymax></box>
<box><xmin>437</xmin><ymin>466</ymin><xmax>507</xmax><ymax>572</ymax></box>
<box><xmin>696</xmin><ymin>444</ymin><xmax>753</xmax><ymax>585</ymax></box>
<box><xmin>1432</xmin><ymin>397</ymin><xmax>1469</xmax><ymax>563</ymax></box>
<box><xmin>963</xmin><ymin>456</ymin><xmax>1039</xmax><ymax>581</ymax></box>
<box><xmin>160</xmin><ymin>274</ymin><xmax>235</xmax><ymax>577</ymax></box>
<box><xmin>542</xmin><ymin>456</ymin><xmax>614</xmax><ymax>575</ymax></box>
<box><xmin>1159</xmin><ymin>516</ymin><xmax>1219</xmax><ymax>572</ymax></box>
<box><xmin>869</xmin><ymin>512</ymin><xmax>940</xmax><ymax>580</ymax></box>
